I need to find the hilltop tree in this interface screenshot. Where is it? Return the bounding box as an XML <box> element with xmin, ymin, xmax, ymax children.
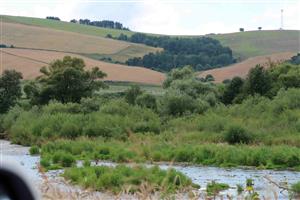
<box><xmin>239</xmin><ymin>28</ymin><xmax>244</xmax><ymax>32</ymax></box>
<box><xmin>0</xmin><ymin>70</ymin><xmax>23</xmax><ymax>113</ymax></box>
<box><xmin>27</xmin><ymin>56</ymin><xmax>107</xmax><ymax>104</ymax></box>
<box><xmin>46</xmin><ymin>16</ymin><xmax>60</xmax><ymax>21</ymax></box>
<box><xmin>258</xmin><ymin>27</ymin><xmax>262</xmax><ymax>30</ymax></box>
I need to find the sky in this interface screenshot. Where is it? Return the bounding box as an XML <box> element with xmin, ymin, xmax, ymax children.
<box><xmin>0</xmin><ymin>0</ymin><xmax>299</xmax><ymax>35</ymax></box>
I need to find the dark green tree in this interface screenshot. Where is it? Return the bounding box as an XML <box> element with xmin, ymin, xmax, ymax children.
<box><xmin>136</xmin><ymin>93</ymin><xmax>157</xmax><ymax>110</ymax></box>
<box><xmin>163</xmin><ymin>66</ymin><xmax>194</xmax><ymax>88</ymax></box>
<box><xmin>222</xmin><ymin>77</ymin><xmax>244</xmax><ymax>104</ymax></box>
<box><xmin>0</xmin><ymin>70</ymin><xmax>23</xmax><ymax>113</ymax></box>
<box><xmin>124</xmin><ymin>85</ymin><xmax>143</xmax><ymax>105</ymax></box>
<box><xmin>205</xmin><ymin>74</ymin><xmax>215</xmax><ymax>82</ymax></box>
<box><xmin>31</xmin><ymin>56</ymin><xmax>106</xmax><ymax>104</ymax></box>
<box><xmin>244</xmin><ymin>65</ymin><xmax>272</xmax><ymax>96</ymax></box>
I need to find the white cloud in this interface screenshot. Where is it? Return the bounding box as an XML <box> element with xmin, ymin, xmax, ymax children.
<box><xmin>128</xmin><ymin>0</ymin><xmax>181</xmax><ymax>35</ymax></box>
<box><xmin>0</xmin><ymin>0</ymin><xmax>299</xmax><ymax>34</ymax></box>
<box><xmin>0</xmin><ymin>0</ymin><xmax>81</xmax><ymax>21</ymax></box>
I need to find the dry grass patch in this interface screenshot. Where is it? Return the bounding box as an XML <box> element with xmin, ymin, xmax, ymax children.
<box><xmin>1</xmin><ymin>48</ymin><xmax>165</xmax><ymax>85</ymax></box>
<box><xmin>2</xmin><ymin>22</ymin><xmax>159</xmax><ymax>62</ymax></box>
<box><xmin>198</xmin><ymin>52</ymin><xmax>295</xmax><ymax>82</ymax></box>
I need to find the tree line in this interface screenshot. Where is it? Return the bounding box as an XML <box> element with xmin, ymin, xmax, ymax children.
<box><xmin>46</xmin><ymin>16</ymin><xmax>60</xmax><ymax>21</ymax></box>
<box><xmin>70</xmin><ymin>19</ymin><xmax>129</xmax><ymax>30</ymax></box>
<box><xmin>114</xmin><ymin>33</ymin><xmax>235</xmax><ymax>72</ymax></box>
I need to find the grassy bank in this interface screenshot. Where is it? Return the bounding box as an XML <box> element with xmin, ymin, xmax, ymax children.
<box><xmin>63</xmin><ymin>165</ymin><xmax>199</xmax><ymax>195</ymax></box>
<box><xmin>39</xmin><ymin>138</ymin><xmax>300</xmax><ymax>170</ymax></box>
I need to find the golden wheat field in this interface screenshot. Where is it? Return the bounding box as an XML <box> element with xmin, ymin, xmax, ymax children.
<box><xmin>1</xmin><ymin>48</ymin><xmax>165</xmax><ymax>85</ymax></box>
<box><xmin>2</xmin><ymin>22</ymin><xmax>160</xmax><ymax>62</ymax></box>
<box><xmin>198</xmin><ymin>52</ymin><xmax>296</xmax><ymax>82</ymax></box>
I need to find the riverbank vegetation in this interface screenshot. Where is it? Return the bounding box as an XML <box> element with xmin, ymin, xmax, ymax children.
<box><xmin>1</xmin><ymin>55</ymin><xmax>300</xmax><ymax>194</ymax></box>
<box><xmin>63</xmin><ymin>165</ymin><xmax>199</xmax><ymax>195</ymax></box>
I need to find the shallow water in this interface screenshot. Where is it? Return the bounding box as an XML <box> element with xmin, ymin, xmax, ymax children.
<box><xmin>1</xmin><ymin>140</ymin><xmax>300</xmax><ymax>199</ymax></box>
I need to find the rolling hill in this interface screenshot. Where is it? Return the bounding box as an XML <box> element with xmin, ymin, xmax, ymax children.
<box><xmin>1</xmin><ymin>16</ymin><xmax>161</xmax><ymax>63</ymax></box>
<box><xmin>1</xmin><ymin>15</ymin><xmax>134</xmax><ymax>38</ymax></box>
<box><xmin>1</xmin><ymin>48</ymin><xmax>165</xmax><ymax>85</ymax></box>
<box><xmin>198</xmin><ymin>52</ymin><xmax>295</xmax><ymax>82</ymax></box>
<box><xmin>1</xmin><ymin>15</ymin><xmax>300</xmax><ymax>84</ymax></box>
<box><xmin>210</xmin><ymin>30</ymin><xmax>300</xmax><ymax>60</ymax></box>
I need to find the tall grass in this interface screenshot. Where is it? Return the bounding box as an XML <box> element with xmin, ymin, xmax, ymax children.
<box><xmin>62</xmin><ymin>165</ymin><xmax>199</xmax><ymax>195</ymax></box>
<box><xmin>41</xmin><ymin>138</ymin><xmax>300</xmax><ymax>170</ymax></box>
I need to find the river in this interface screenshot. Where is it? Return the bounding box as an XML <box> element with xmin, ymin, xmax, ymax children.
<box><xmin>1</xmin><ymin>140</ymin><xmax>299</xmax><ymax>199</ymax></box>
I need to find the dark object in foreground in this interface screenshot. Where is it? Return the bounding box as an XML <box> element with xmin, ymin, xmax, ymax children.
<box><xmin>0</xmin><ymin>163</ymin><xmax>37</xmax><ymax>200</ymax></box>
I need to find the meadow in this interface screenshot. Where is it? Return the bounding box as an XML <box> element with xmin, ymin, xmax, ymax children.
<box><xmin>1</xmin><ymin>48</ymin><xmax>165</xmax><ymax>84</ymax></box>
<box><xmin>210</xmin><ymin>30</ymin><xmax>300</xmax><ymax>60</ymax></box>
<box><xmin>2</xmin><ymin>17</ymin><xmax>160</xmax><ymax>63</ymax></box>
<box><xmin>1</xmin><ymin>15</ymin><xmax>134</xmax><ymax>38</ymax></box>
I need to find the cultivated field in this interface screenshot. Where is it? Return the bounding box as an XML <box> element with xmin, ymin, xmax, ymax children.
<box><xmin>2</xmin><ymin>22</ymin><xmax>160</xmax><ymax>62</ymax></box>
<box><xmin>199</xmin><ymin>52</ymin><xmax>296</xmax><ymax>82</ymax></box>
<box><xmin>1</xmin><ymin>15</ymin><xmax>134</xmax><ymax>38</ymax></box>
<box><xmin>210</xmin><ymin>30</ymin><xmax>300</xmax><ymax>60</ymax></box>
<box><xmin>1</xmin><ymin>48</ymin><xmax>165</xmax><ymax>85</ymax></box>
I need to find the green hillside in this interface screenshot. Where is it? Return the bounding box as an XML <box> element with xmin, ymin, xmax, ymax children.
<box><xmin>2</xmin><ymin>15</ymin><xmax>299</xmax><ymax>63</ymax></box>
<box><xmin>1</xmin><ymin>15</ymin><xmax>134</xmax><ymax>38</ymax></box>
<box><xmin>210</xmin><ymin>30</ymin><xmax>300</xmax><ymax>60</ymax></box>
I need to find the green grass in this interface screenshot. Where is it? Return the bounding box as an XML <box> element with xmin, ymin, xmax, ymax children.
<box><xmin>40</xmin><ymin>138</ymin><xmax>300</xmax><ymax>170</ymax></box>
<box><xmin>1</xmin><ymin>15</ymin><xmax>134</xmax><ymax>38</ymax></box>
<box><xmin>62</xmin><ymin>165</ymin><xmax>199</xmax><ymax>195</ymax></box>
<box><xmin>210</xmin><ymin>30</ymin><xmax>300</xmax><ymax>60</ymax></box>
<box><xmin>292</xmin><ymin>181</ymin><xmax>300</xmax><ymax>195</ymax></box>
<box><xmin>100</xmin><ymin>82</ymin><xmax>164</xmax><ymax>95</ymax></box>
<box><xmin>206</xmin><ymin>181</ymin><xmax>229</xmax><ymax>196</ymax></box>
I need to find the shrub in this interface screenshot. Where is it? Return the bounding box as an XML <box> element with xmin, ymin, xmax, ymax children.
<box><xmin>42</xmin><ymin>102</ymin><xmax>81</xmax><ymax>114</ymax></box>
<box><xmin>292</xmin><ymin>181</ymin><xmax>300</xmax><ymax>195</ymax></box>
<box><xmin>40</xmin><ymin>158</ymin><xmax>51</xmax><ymax>168</ymax></box>
<box><xmin>60</xmin><ymin>121</ymin><xmax>82</xmax><ymax>138</ymax></box>
<box><xmin>83</xmin><ymin>159</ymin><xmax>91</xmax><ymax>167</ymax></box>
<box><xmin>80</xmin><ymin>97</ymin><xmax>101</xmax><ymax>113</ymax></box>
<box><xmin>124</xmin><ymin>85</ymin><xmax>143</xmax><ymax>105</ymax></box>
<box><xmin>206</xmin><ymin>181</ymin><xmax>229</xmax><ymax>196</ymax></box>
<box><xmin>237</xmin><ymin>184</ymin><xmax>243</xmax><ymax>194</ymax></box>
<box><xmin>224</xmin><ymin>125</ymin><xmax>253</xmax><ymax>144</ymax></box>
<box><xmin>161</xmin><ymin>90</ymin><xmax>199</xmax><ymax>116</ymax></box>
<box><xmin>29</xmin><ymin>146</ymin><xmax>40</xmax><ymax>155</ymax></box>
<box><xmin>61</xmin><ymin>153</ymin><xmax>76</xmax><ymax>167</ymax></box>
<box><xmin>52</xmin><ymin>151</ymin><xmax>75</xmax><ymax>167</ymax></box>
<box><xmin>136</xmin><ymin>93</ymin><xmax>157</xmax><ymax>110</ymax></box>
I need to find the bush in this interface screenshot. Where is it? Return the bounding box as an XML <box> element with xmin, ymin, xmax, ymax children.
<box><xmin>29</xmin><ymin>146</ymin><xmax>40</xmax><ymax>155</ymax></box>
<box><xmin>124</xmin><ymin>85</ymin><xmax>143</xmax><ymax>105</ymax></box>
<box><xmin>40</xmin><ymin>158</ymin><xmax>51</xmax><ymax>168</ymax></box>
<box><xmin>52</xmin><ymin>151</ymin><xmax>75</xmax><ymax>167</ymax></box>
<box><xmin>224</xmin><ymin>125</ymin><xmax>253</xmax><ymax>144</ymax></box>
<box><xmin>292</xmin><ymin>181</ymin><xmax>300</xmax><ymax>195</ymax></box>
<box><xmin>61</xmin><ymin>153</ymin><xmax>76</xmax><ymax>167</ymax></box>
<box><xmin>161</xmin><ymin>90</ymin><xmax>199</xmax><ymax>116</ymax></box>
<box><xmin>206</xmin><ymin>181</ymin><xmax>229</xmax><ymax>196</ymax></box>
<box><xmin>136</xmin><ymin>93</ymin><xmax>157</xmax><ymax>110</ymax></box>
